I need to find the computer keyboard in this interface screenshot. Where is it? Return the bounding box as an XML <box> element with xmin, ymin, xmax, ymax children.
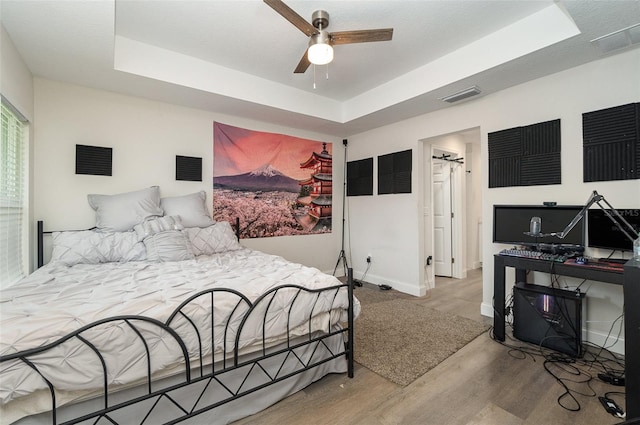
<box><xmin>499</xmin><ymin>249</ymin><xmax>567</xmax><ymax>262</ymax></box>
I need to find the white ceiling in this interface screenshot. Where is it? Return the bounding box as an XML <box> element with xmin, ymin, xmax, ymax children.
<box><xmin>1</xmin><ymin>0</ymin><xmax>639</xmax><ymax>136</ymax></box>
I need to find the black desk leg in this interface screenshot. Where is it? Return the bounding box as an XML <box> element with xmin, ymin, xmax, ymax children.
<box><xmin>624</xmin><ymin>262</ymin><xmax>640</xmax><ymax>420</ymax></box>
<box><xmin>494</xmin><ymin>256</ymin><xmax>506</xmax><ymax>341</ymax></box>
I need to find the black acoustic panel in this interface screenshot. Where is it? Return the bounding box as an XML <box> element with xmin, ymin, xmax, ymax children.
<box><xmin>394</xmin><ymin>149</ymin><xmax>412</xmax><ymax>170</ymax></box>
<box><xmin>488</xmin><ymin>128</ymin><xmax>521</xmax><ymax>158</ymax></box>
<box><xmin>583</xmin><ymin>103</ymin><xmax>639</xmax><ymax>182</ymax></box>
<box><xmin>583</xmin><ymin>103</ymin><xmax>637</xmax><ymax>146</ymax></box>
<box><xmin>393</xmin><ymin>171</ymin><xmax>412</xmax><ymax>193</ymax></box>
<box><xmin>584</xmin><ymin>141</ymin><xmax>636</xmax><ymax>182</ymax></box>
<box><xmin>378</xmin><ymin>149</ymin><xmax>412</xmax><ymax>195</ymax></box>
<box><xmin>76</xmin><ymin>144</ymin><xmax>112</xmax><ymax>176</ymax></box>
<box><xmin>347</xmin><ymin>157</ymin><xmax>373</xmax><ymax>196</ymax></box>
<box><xmin>377</xmin><ymin>153</ymin><xmax>394</xmax><ymax>175</ymax></box>
<box><xmin>176</xmin><ymin>155</ymin><xmax>202</xmax><ymax>181</ymax></box>
<box><xmin>488</xmin><ymin>129</ymin><xmax>521</xmax><ymax>188</ymax></box>
<box><xmin>377</xmin><ymin>175</ymin><xmax>393</xmax><ymax>195</ymax></box>
<box><xmin>522</xmin><ymin>119</ymin><xmax>560</xmax><ymax>156</ymax></box>
<box><xmin>489</xmin><ymin>157</ymin><xmax>520</xmax><ymax>188</ymax></box>
<box><xmin>488</xmin><ymin>119</ymin><xmax>561</xmax><ymax>188</ymax></box>
<box><xmin>521</xmin><ymin>154</ymin><xmax>561</xmax><ymax>186</ymax></box>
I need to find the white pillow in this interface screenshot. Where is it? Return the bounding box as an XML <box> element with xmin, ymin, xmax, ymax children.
<box><xmin>160</xmin><ymin>191</ymin><xmax>215</xmax><ymax>228</ymax></box>
<box><xmin>51</xmin><ymin>230</ymin><xmax>147</xmax><ymax>266</ymax></box>
<box><xmin>185</xmin><ymin>221</ymin><xmax>242</xmax><ymax>256</ymax></box>
<box><xmin>143</xmin><ymin>230</ymin><xmax>195</xmax><ymax>262</ymax></box>
<box><xmin>134</xmin><ymin>215</ymin><xmax>184</xmax><ymax>241</ymax></box>
<box><xmin>88</xmin><ymin>186</ymin><xmax>163</xmax><ymax>232</ymax></box>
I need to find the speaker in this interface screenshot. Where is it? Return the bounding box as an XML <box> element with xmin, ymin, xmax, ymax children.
<box><xmin>513</xmin><ymin>282</ymin><xmax>585</xmax><ymax>357</ymax></box>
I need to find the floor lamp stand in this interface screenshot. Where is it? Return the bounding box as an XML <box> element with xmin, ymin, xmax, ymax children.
<box><xmin>333</xmin><ymin>139</ymin><xmax>361</xmax><ymax>286</ymax></box>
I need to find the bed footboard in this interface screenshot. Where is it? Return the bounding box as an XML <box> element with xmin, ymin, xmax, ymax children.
<box><xmin>1</xmin><ymin>271</ymin><xmax>355</xmax><ymax>425</ymax></box>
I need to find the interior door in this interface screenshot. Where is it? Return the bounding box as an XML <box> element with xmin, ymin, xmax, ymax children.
<box><xmin>433</xmin><ymin>161</ymin><xmax>452</xmax><ymax>277</ymax></box>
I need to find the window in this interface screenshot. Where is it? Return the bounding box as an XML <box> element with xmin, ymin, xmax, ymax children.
<box><xmin>1</xmin><ymin>101</ymin><xmax>28</xmax><ymax>287</ymax></box>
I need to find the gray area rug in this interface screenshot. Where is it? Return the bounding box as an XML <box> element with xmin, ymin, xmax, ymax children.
<box><xmin>353</xmin><ymin>287</ymin><xmax>489</xmax><ymax>386</ymax></box>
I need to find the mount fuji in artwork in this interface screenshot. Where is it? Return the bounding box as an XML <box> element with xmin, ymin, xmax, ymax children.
<box><xmin>214</xmin><ymin>164</ymin><xmax>300</xmax><ymax>192</ymax></box>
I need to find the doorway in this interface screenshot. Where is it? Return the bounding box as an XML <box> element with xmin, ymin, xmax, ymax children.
<box><xmin>432</xmin><ymin>148</ymin><xmax>460</xmax><ymax>277</ymax></box>
<box><xmin>421</xmin><ymin>128</ymin><xmax>481</xmax><ymax>292</ymax></box>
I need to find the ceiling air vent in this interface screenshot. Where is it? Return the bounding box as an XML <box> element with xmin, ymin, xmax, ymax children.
<box><xmin>440</xmin><ymin>86</ymin><xmax>481</xmax><ymax>103</ymax></box>
<box><xmin>591</xmin><ymin>23</ymin><xmax>640</xmax><ymax>54</ymax></box>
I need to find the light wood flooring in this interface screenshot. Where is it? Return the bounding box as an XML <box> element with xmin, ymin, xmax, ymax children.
<box><xmin>233</xmin><ymin>269</ymin><xmax>626</xmax><ymax>425</ymax></box>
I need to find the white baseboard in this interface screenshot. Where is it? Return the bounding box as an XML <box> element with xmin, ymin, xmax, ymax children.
<box><xmin>584</xmin><ymin>328</ymin><xmax>625</xmax><ymax>355</ymax></box>
<box><xmin>354</xmin><ymin>270</ymin><xmax>425</xmax><ymax>297</ymax></box>
<box><xmin>481</xmin><ymin>302</ymin><xmax>493</xmax><ymax>318</ymax></box>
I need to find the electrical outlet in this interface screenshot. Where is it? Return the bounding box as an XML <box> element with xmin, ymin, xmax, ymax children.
<box><xmin>366</xmin><ymin>255</ymin><xmax>372</xmax><ymax>263</ymax></box>
<box><xmin>426</xmin><ymin>255</ymin><xmax>433</xmax><ymax>266</ymax></box>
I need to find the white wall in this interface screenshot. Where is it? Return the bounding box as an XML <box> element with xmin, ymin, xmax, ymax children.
<box><xmin>347</xmin><ymin>49</ymin><xmax>640</xmax><ymax>353</ymax></box>
<box><xmin>1</xmin><ymin>26</ymin><xmax>33</xmax><ymax>121</ymax></box>
<box><xmin>345</xmin><ymin>124</ymin><xmax>424</xmax><ymax>295</ymax></box>
<box><xmin>466</xmin><ymin>137</ymin><xmax>483</xmax><ymax>269</ymax></box>
<box><xmin>32</xmin><ymin>79</ymin><xmax>343</xmax><ymax>274</ymax></box>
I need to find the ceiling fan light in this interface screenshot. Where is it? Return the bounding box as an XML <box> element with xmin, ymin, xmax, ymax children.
<box><xmin>308</xmin><ymin>31</ymin><xmax>333</xmax><ymax>65</ymax></box>
<box><xmin>308</xmin><ymin>44</ymin><xmax>333</xmax><ymax>65</ymax></box>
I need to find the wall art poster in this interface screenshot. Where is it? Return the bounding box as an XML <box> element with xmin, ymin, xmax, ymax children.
<box><xmin>213</xmin><ymin>122</ymin><xmax>332</xmax><ymax>238</ymax></box>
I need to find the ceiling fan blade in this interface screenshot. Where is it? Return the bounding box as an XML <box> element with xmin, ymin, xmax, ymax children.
<box><xmin>330</xmin><ymin>28</ymin><xmax>393</xmax><ymax>45</ymax></box>
<box><xmin>294</xmin><ymin>49</ymin><xmax>311</xmax><ymax>73</ymax></box>
<box><xmin>263</xmin><ymin>0</ymin><xmax>317</xmax><ymax>37</ymax></box>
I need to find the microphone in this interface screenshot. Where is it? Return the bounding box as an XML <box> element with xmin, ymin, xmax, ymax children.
<box><xmin>529</xmin><ymin>216</ymin><xmax>541</xmax><ymax>236</ymax></box>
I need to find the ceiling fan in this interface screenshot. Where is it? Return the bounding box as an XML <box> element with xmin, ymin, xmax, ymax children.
<box><xmin>264</xmin><ymin>0</ymin><xmax>394</xmax><ymax>73</ymax></box>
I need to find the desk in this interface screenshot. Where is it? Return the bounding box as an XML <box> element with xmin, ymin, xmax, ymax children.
<box><xmin>493</xmin><ymin>255</ymin><xmax>638</xmax><ymax>420</ymax></box>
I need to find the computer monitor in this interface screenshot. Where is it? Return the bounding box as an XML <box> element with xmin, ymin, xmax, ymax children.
<box><xmin>587</xmin><ymin>209</ymin><xmax>640</xmax><ymax>252</ymax></box>
<box><xmin>493</xmin><ymin>205</ymin><xmax>585</xmax><ymax>246</ymax></box>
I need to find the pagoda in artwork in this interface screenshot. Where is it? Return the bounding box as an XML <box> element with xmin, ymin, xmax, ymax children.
<box><xmin>297</xmin><ymin>143</ymin><xmax>332</xmax><ymax>230</ymax></box>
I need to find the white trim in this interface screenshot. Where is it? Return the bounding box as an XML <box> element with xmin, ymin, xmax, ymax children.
<box><xmin>431</xmin><ymin>144</ymin><xmax>466</xmax><ymax>279</ymax></box>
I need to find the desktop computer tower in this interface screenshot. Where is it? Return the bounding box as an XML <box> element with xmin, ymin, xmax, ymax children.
<box><xmin>513</xmin><ymin>282</ymin><xmax>586</xmax><ymax>357</ymax></box>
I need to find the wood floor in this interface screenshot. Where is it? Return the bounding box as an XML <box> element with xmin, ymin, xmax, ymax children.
<box><xmin>233</xmin><ymin>269</ymin><xmax>626</xmax><ymax>425</ymax></box>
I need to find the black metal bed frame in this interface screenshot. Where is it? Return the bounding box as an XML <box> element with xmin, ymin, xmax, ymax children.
<box><xmin>2</xmin><ymin>220</ymin><xmax>355</xmax><ymax>425</ymax></box>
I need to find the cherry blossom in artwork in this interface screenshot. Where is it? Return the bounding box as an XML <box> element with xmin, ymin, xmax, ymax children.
<box><xmin>213</xmin><ymin>122</ymin><xmax>333</xmax><ymax>239</ymax></box>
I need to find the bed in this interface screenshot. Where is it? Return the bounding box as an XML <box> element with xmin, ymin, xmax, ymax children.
<box><xmin>0</xmin><ymin>188</ymin><xmax>359</xmax><ymax>425</ymax></box>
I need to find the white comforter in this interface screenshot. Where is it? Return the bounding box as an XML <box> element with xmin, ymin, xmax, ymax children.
<box><xmin>0</xmin><ymin>249</ymin><xmax>360</xmax><ymax>416</ymax></box>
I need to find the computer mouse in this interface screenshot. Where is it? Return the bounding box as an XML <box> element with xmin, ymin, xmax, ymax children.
<box><xmin>576</xmin><ymin>257</ymin><xmax>588</xmax><ymax>265</ymax></box>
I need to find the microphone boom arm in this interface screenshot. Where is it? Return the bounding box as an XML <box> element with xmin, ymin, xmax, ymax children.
<box><xmin>551</xmin><ymin>190</ymin><xmax>638</xmax><ymax>243</ymax></box>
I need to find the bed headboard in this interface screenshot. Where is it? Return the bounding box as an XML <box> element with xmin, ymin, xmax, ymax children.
<box><xmin>37</xmin><ymin>220</ymin><xmax>44</xmax><ymax>268</ymax></box>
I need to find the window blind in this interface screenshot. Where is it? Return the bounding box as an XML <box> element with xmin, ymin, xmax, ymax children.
<box><xmin>1</xmin><ymin>101</ymin><xmax>27</xmax><ymax>287</ymax></box>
